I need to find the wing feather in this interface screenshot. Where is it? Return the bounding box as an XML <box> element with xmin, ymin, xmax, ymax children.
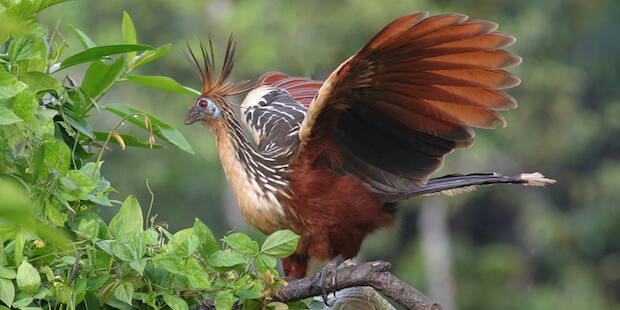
<box><xmin>292</xmin><ymin>12</ymin><xmax>522</xmax><ymax>199</ymax></box>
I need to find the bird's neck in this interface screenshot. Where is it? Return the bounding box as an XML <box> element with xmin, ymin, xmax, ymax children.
<box><xmin>210</xmin><ymin>110</ymin><xmax>289</xmax><ymax>234</ymax></box>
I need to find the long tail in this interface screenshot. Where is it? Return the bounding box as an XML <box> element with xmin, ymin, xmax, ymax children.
<box><xmin>389</xmin><ymin>172</ymin><xmax>555</xmax><ymax>202</ymax></box>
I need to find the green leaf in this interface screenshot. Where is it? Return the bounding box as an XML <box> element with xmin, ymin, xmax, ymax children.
<box><xmin>19</xmin><ymin>72</ymin><xmax>62</xmax><ymax>95</ymax></box>
<box><xmin>0</xmin><ymin>223</ymin><xmax>18</xmax><ymax>242</ymax></box>
<box><xmin>256</xmin><ymin>254</ymin><xmax>277</xmax><ymax>273</ymax></box>
<box><xmin>11</xmin><ymin>296</ymin><xmax>32</xmax><ymax>308</ymax></box>
<box><xmin>109</xmin><ymin>241</ymin><xmax>134</xmax><ymax>262</ymax></box>
<box><xmin>103</xmin><ymin>103</ymin><xmax>194</xmax><ymax>154</ymax></box>
<box><xmin>0</xmin><ymin>72</ymin><xmax>28</xmax><ymax>99</ymax></box>
<box><xmin>126</xmin><ymin>75</ymin><xmax>199</xmax><ymax>95</ymax></box>
<box><xmin>180</xmin><ymin>235</ymin><xmax>200</xmax><ymax>257</ymax></box>
<box><xmin>81</xmin><ymin>57</ymin><xmax>125</xmax><ymax>99</ymax></box>
<box><xmin>163</xmin><ymin>294</ymin><xmax>188</xmax><ymax>310</ymax></box>
<box><xmin>16</xmin><ymin>261</ymin><xmax>40</xmax><ymax>295</ymax></box>
<box><xmin>8</xmin><ymin>35</ymin><xmax>40</xmax><ymax>65</ymax></box>
<box><xmin>223</xmin><ymin>233</ymin><xmax>259</xmax><ymax>256</ymax></box>
<box><xmin>207</xmin><ymin>250</ymin><xmax>247</xmax><ymax>268</ymax></box>
<box><xmin>129</xmin><ymin>44</ymin><xmax>170</xmax><ymax>69</ymax></box>
<box><xmin>261</xmin><ymin>229</ymin><xmax>300</xmax><ymax>258</ymax></box>
<box><xmin>109</xmin><ymin>195</ymin><xmax>143</xmax><ymax>241</ymax></box>
<box><xmin>183</xmin><ymin>258</ymin><xmax>211</xmax><ymax>290</ymax></box>
<box><xmin>194</xmin><ymin>218</ymin><xmax>219</xmax><ymax>258</ymax></box>
<box><xmin>140</xmin><ymin>230</ymin><xmax>158</xmax><ymax>246</ymax></box>
<box><xmin>34</xmin><ymin>0</ymin><xmax>76</xmax><ymax>13</ymax></box>
<box><xmin>78</xmin><ymin>219</ymin><xmax>100</xmax><ymax>240</ymax></box>
<box><xmin>154</xmin><ymin>254</ymin><xmax>184</xmax><ymax>275</ymax></box>
<box><xmin>214</xmin><ymin>290</ymin><xmax>233</xmax><ymax>310</ymax></box>
<box><xmin>67</xmin><ymin>25</ymin><xmax>96</xmax><ymax>49</ymax></box>
<box><xmin>122</xmin><ymin>12</ymin><xmax>137</xmax><ymax>62</ymax></box>
<box><xmin>236</xmin><ymin>282</ymin><xmax>264</xmax><ymax>299</ymax></box>
<box><xmin>113</xmin><ymin>281</ymin><xmax>133</xmax><ymax>305</ymax></box>
<box><xmin>57</xmin><ymin>44</ymin><xmax>154</xmax><ymax>71</ymax></box>
<box><xmin>128</xmin><ymin>258</ymin><xmax>148</xmax><ymax>275</ymax></box>
<box><xmin>57</xmin><ymin>170</ymin><xmax>97</xmax><ymax>201</ymax></box>
<box><xmin>0</xmin><ymin>278</ymin><xmax>14</xmax><ymax>307</ymax></box>
<box><xmin>0</xmin><ymin>106</ymin><xmax>22</xmax><ymax>125</ymax></box>
<box><xmin>0</xmin><ymin>266</ymin><xmax>16</xmax><ymax>279</ymax></box>
<box><xmin>31</xmin><ymin>137</ymin><xmax>71</xmax><ymax>180</ymax></box>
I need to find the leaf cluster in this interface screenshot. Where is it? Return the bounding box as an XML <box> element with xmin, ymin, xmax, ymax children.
<box><xmin>0</xmin><ymin>2</ymin><xmax>304</xmax><ymax>310</ymax></box>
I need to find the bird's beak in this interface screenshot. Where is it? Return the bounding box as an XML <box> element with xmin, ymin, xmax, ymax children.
<box><xmin>185</xmin><ymin>107</ymin><xmax>202</xmax><ymax>125</ymax></box>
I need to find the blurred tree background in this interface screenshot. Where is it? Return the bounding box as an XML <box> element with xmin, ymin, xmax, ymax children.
<box><xmin>37</xmin><ymin>0</ymin><xmax>619</xmax><ymax>309</ymax></box>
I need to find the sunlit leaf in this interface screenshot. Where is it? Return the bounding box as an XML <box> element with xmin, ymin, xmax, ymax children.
<box><xmin>223</xmin><ymin>233</ymin><xmax>259</xmax><ymax>256</ymax></box>
<box><xmin>57</xmin><ymin>44</ymin><xmax>154</xmax><ymax>71</ymax></box>
<box><xmin>207</xmin><ymin>250</ymin><xmax>247</xmax><ymax>268</ymax></box>
<box><xmin>81</xmin><ymin>57</ymin><xmax>125</xmax><ymax>99</ymax></box>
<box><xmin>67</xmin><ymin>25</ymin><xmax>96</xmax><ymax>49</ymax></box>
<box><xmin>126</xmin><ymin>75</ymin><xmax>199</xmax><ymax>95</ymax></box>
<box><xmin>109</xmin><ymin>195</ymin><xmax>143</xmax><ymax>241</ymax></box>
<box><xmin>129</xmin><ymin>44</ymin><xmax>170</xmax><ymax>69</ymax></box>
<box><xmin>0</xmin><ymin>278</ymin><xmax>14</xmax><ymax>307</ymax></box>
<box><xmin>113</xmin><ymin>281</ymin><xmax>133</xmax><ymax>305</ymax></box>
<box><xmin>0</xmin><ymin>106</ymin><xmax>22</xmax><ymax>125</ymax></box>
<box><xmin>214</xmin><ymin>291</ymin><xmax>233</xmax><ymax>310</ymax></box>
<box><xmin>19</xmin><ymin>72</ymin><xmax>62</xmax><ymax>95</ymax></box>
<box><xmin>163</xmin><ymin>293</ymin><xmax>188</xmax><ymax>310</ymax></box>
<box><xmin>16</xmin><ymin>261</ymin><xmax>40</xmax><ymax>295</ymax></box>
<box><xmin>57</xmin><ymin>170</ymin><xmax>97</xmax><ymax>201</ymax></box>
<box><xmin>261</xmin><ymin>229</ymin><xmax>300</xmax><ymax>258</ymax></box>
<box><xmin>0</xmin><ymin>72</ymin><xmax>28</xmax><ymax>99</ymax></box>
<box><xmin>122</xmin><ymin>12</ymin><xmax>137</xmax><ymax>62</ymax></box>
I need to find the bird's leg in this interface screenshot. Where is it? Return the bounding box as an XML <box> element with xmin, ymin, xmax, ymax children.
<box><xmin>311</xmin><ymin>255</ymin><xmax>346</xmax><ymax>304</ymax></box>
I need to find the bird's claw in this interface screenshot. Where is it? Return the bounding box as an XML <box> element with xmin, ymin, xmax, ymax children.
<box><xmin>313</xmin><ymin>255</ymin><xmax>346</xmax><ymax>305</ymax></box>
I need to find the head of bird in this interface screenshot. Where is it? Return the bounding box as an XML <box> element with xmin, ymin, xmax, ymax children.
<box><xmin>184</xmin><ymin>37</ymin><xmax>252</xmax><ymax>127</ymax></box>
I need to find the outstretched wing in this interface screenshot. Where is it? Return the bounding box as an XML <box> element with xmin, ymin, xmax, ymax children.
<box><xmin>294</xmin><ymin>12</ymin><xmax>522</xmax><ymax>200</ymax></box>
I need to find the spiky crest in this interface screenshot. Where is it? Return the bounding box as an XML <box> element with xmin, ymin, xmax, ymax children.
<box><xmin>183</xmin><ymin>36</ymin><xmax>253</xmax><ymax>101</ymax></box>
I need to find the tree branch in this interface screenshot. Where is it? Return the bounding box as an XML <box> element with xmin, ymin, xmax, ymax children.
<box><xmin>273</xmin><ymin>260</ymin><xmax>444</xmax><ymax>310</ymax></box>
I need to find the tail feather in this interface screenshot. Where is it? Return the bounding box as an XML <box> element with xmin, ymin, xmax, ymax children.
<box><xmin>388</xmin><ymin>172</ymin><xmax>555</xmax><ymax>202</ymax></box>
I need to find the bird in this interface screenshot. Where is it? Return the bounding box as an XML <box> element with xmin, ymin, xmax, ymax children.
<box><xmin>183</xmin><ymin>12</ymin><xmax>555</xmax><ymax>278</ymax></box>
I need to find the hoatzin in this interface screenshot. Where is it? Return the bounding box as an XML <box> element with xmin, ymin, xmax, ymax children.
<box><xmin>184</xmin><ymin>12</ymin><xmax>554</xmax><ymax>278</ymax></box>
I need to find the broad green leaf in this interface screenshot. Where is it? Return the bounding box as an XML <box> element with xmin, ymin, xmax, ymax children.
<box><xmin>113</xmin><ymin>281</ymin><xmax>133</xmax><ymax>305</ymax></box>
<box><xmin>11</xmin><ymin>296</ymin><xmax>32</xmax><ymax>308</ymax></box>
<box><xmin>8</xmin><ymin>91</ymin><xmax>38</xmax><ymax>125</ymax></box>
<box><xmin>103</xmin><ymin>103</ymin><xmax>194</xmax><ymax>154</ymax></box>
<box><xmin>236</xmin><ymin>282</ymin><xmax>264</xmax><ymax>299</ymax></box>
<box><xmin>154</xmin><ymin>254</ymin><xmax>184</xmax><ymax>275</ymax></box>
<box><xmin>180</xmin><ymin>235</ymin><xmax>200</xmax><ymax>257</ymax></box>
<box><xmin>183</xmin><ymin>258</ymin><xmax>211</xmax><ymax>290</ymax></box>
<box><xmin>0</xmin><ymin>278</ymin><xmax>14</xmax><ymax>307</ymax></box>
<box><xmin>8</xmin><ymin>35</ymin><xmax>40</xmax><ymax>65</ymax></box>
<box><xmin>256</xmin><ymin>254</ymin><xmax>277</xmax><ymax>273</ymax></box>
<box><xmin>78</xmin><ymin>219</ymin><xmax>100</xmax><ymax>240</ymax></box>
<box><xmin>129</xmin><ymin>44</ymin><xmax>170</xmax><ymax>69</ymax></box>
<box><xmin>81</xmin><ymin>57</ymin><xmax>124</xmax><ymax>99</ymax></box>
<box><xmin>109</xmin><ymin>241</ymin><xmax>134</xmax><ymax>262</ymax></box>
<box><xmin>214</xmin><ymin>290</ymin><xmax>233</xmax><ymax>310</ymax></box>
<box><xmin>57</xmin><ymin>170</ymin><xmax>97</xmax><ymax>201</ymax></box>
<box><xmin>16</xmin><ymin>261</ymin><xmax>40</xmax><ymax>295</ymax></box>
<box><xmin>128</xmin><ymin>258</ymin><xmax>148</xmax><ymax>275</ymax></box>
<box><xmin>109</xmin><ymin>195</ymin><xmax>143</xmax><ymax>241</ymax></box>
<box><xmin>67</xmin><ymin>25</ymin><xmax>96</xmax><ymax>49</ymax></box>
<box><xmin>92</xmin><ymin>131</ymin><xmax>165</xmax><ymax>149</ymax></box>
<box><xmin>207</xmin><ymin>250</ymin><xmax>247</xmax><ymax>268</ymax></box>
<box><xmin>31</xmin><ymin>137</ymin><xmax>71</xmax><ymax>180</ymax></box>
<box><xmin>0</xmin><ymin>266</ymin><xmax>16</xmax><ymax>279</ymax></box>
<box><xmin>126</xmin><ymin>75</ymin><xmax>199</xmax><ymax>95</ymax></box>
<box><xmin>122</xmin><ymin>12</ymin><xmax>137</xmax><ymax>62</ymax></box>
<box><xmin>163</xmin><ymin>294</ymin><xmax>188</xmax><ymax>310</ymax></box>
<box><xmin>0</xmin><ymin>223</ymin><xmax>18</xmax><ymax>242</ymax></box>
<box><xmin>57</xmin><ymin>44</ymin><xmax>154</xmax><ymax>71</ymax></box>
<box><xmin>19</xmin><ymin>72</ymin><xmax>62</xmax><ymax>95</ymax></box>
<box><xmin>194</xmin><ymin>218</ymin><xmax>219</xmax><ymax>258</ymax></box>
<box><xmin>0</xmin><ymin>72</ymin><xmax>28</xmax><ymax>99</ymax></box>
<box><xmin>261</xmin><ymin>229</ymin><xmax>300</xmax><ymax>258</ymax></box>
<box><xmin>223</xmin><ymin>233</ymin><xmax>259</xmax><ymax>256</ymax></box>
<box><xmin>140</xmin><ymin>230</ymin><xmax>158</xmax><ymax>246</ymax></box>
<box><xmin>0</xmin><ymin>106</ymin><xmax>22</xmax><ymax>125</ymax></box>
<box><xmin>128</xmin><ymin>235</ymin><xmax>147</xmax><ymax>259</ymax></box>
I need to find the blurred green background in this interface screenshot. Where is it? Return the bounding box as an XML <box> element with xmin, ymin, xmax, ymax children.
<box><xmin>38</xmin><ymin>0</ymin><xmax>619</xmax><ymax>309</ymax></box>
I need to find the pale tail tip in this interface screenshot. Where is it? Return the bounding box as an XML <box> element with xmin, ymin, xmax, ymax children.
<box><xmin>519</xmin><ymin>172</ymin><xmax>556</xmax><ymax>186</ymax></box>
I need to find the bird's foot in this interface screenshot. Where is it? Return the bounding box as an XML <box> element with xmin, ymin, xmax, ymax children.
<box><xmin>312</xmin><ymin>255</ymin><xmax>346</xmax><ymax>305</ymax></box>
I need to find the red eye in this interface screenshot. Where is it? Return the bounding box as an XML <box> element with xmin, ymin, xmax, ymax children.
<box><xmin>198</xmin><ymin>99</ymin><xmax>209</xmax><ymax>108</ymax></box>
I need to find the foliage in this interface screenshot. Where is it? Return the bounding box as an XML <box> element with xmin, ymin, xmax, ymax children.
<box><xmin>0</xmin><ymin>2</ymin><xmax>301</xmax><ymax>310</ymax></box>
